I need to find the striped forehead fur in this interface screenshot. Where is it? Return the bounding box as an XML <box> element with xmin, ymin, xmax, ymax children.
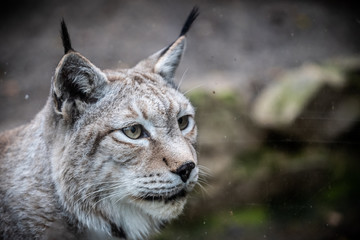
<box><xmin>101</xmin><ymin>71</ymin><xmax>191</xmax><ymax>125</ymax></box>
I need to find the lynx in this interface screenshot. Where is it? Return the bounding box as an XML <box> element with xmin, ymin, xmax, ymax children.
<box><xmin>0</xmin><ymin>7</ymin><xmax>200</xmax><ymax>240</ymax></box>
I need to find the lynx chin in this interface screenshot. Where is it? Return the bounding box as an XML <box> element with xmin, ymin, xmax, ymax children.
<box><xmin>0</xmin><ymin>7</ymin><xmax>200</xmax><ymax>240</ymax></box>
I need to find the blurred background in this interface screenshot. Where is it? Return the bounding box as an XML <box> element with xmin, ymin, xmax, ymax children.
<box><xmin>1</xmin><ymin>0</ymin><xmax>360</xmax><ymax>239</ymax></box>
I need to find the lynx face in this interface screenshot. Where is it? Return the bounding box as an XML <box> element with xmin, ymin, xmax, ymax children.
<box><xmin>49</xmin><ymin>8</ymin><xmax>199</xmax><ymax>239</ymax></box>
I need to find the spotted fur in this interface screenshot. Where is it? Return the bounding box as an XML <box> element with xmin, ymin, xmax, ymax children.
<box><xmin>0</xmin><ymin>7</ymin><xmax>199</xmax><ymax>240</ymax></box>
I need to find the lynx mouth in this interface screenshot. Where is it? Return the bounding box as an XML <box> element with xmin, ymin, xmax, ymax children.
<box><xmin>141</xmin><ymin>189</ymin><xmax>187</xmax><ymax>202</ymax></box>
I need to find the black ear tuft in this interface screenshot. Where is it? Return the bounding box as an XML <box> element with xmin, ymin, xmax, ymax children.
<box><xmin>134</xmin><ymin>7</ymin><xmax>199</xmax><ymax>84</ymax></box>
<box><xmin>60</xmin><ymin>19</ymin><xmax>74</xmax><ymax>54</ymax></box>
<box><xmin>179</xmin><ymin>6</ymin><xmax>199</xmax><ymax>37</ymax></box>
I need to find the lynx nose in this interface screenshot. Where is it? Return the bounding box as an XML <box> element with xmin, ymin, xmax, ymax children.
<box><xmin>176</xmin><ymin>162</ymin><xmax>195</xmax><ymax>183</ymax></box>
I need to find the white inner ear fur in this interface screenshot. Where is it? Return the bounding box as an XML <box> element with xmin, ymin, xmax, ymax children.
<box><xmin>154</xmin><ymin>36</ymin><xmax>186</xmax><ymax>80</ymax></box>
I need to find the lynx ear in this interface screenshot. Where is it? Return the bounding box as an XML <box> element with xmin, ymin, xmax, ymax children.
<box><xmin>52</xmin><ymin>20</ymin><xmax>107</xmax><ymax>120</ymax></box>
<box><xmin>153</xmin><ymin>36</ymin><xmax>186</xmax><ymax>81</ymax></box>
<box><xmin>52</xmin><ymin>52</ymin><xmax>107</xmax><ymax>119</ymax></box>
<box><xmin>155</xmin><ymin>7</ymin><xmax>199</xmax><ymax>81</ymax></box>
<box><xmin>135</xmin><ymin>7</ymin><xmax>199</xmax><ymax>84</ymax></box>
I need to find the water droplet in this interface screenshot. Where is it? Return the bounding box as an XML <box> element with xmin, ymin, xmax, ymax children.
<box><xmin>24</xmin><ymin>94</ymin><xmax>29</xmax><ymax>100</ymax></box>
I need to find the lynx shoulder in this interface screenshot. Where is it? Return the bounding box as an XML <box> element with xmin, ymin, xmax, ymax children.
<box><xmin>0</xmin><ymin>7</ymin><xmax>199</xmax><ymax>240</ymax></box>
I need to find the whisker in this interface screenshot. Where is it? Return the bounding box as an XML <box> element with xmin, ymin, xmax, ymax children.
<box><xmin>91</xmin><ymin>190</ymin><xmax>129</xmax><ymax>209</ymax></box>
<box><xmin>197</xmin><ymin>175</ymin><xmax>210</xmax><ymax>182</ymax></box>
<box><xmin>73</xmin><ymin>180</ymin><xmax>124</xmax><ymax>197</ymax></box>
<box><xmin>195</xmin><ymin>181</ymin><xmax>209</xmax><ymax>196</ymax></box>
<box><xmin>88</xmin><ymin>180</ymin><xmax>136</xmax><ymax>209</ymax></box>
<box><xmin>183</xmin><ymin>83</ymin><xmax>205</xmax><ymax>95</ymax></box>
<box><xmin>198</xmin><ymin>164</ymin><xmax>211</xmax><ymax>171</ymax></box>
<box><xmin>198</xmin><ymin>166</ymin><xmax>213</xmax><ymax>184</ymax></box>
<box><xmin>114</xmin><ymin>193</ymin><xmax>131</xmax><ymax>205</ymax></box>
<box><xmin>198</xmin><ymin>165</ymin><xmax>212</xmax><ymax>176</ymax></box>
<box><xmin>74</xmin><ymin>186</ymin><xmax>115</xmax><ymax>205</ymax></box>
<box><xmin>71</xmin><ymin>180</ymin><xmax>125</xmax><ymax>194</ymax></box>
<box><xmin>74</xmin><ymin>180</ymin><xmax>133</xmax><ymax>206</ymax></box>
<box><xmin>177</xmin><ymin>67</ymin><xmax>189</xmax><ymax>91</ymax></box>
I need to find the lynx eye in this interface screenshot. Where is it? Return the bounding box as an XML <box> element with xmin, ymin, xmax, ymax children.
<box><xmin>122</xmin><ymin>125</ymin><xmax>143</xmax><ymax>139</ymax></box>
<box><xmin>178</xmin><ymin>115</ymin><xmax>190</xmax><ymax>131</ymax></box>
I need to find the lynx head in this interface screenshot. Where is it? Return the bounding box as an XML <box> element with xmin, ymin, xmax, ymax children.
<box><xmin>49</xmin><ymin>8</ymin><xmax>199</xmax><ymax>239</ymax></box>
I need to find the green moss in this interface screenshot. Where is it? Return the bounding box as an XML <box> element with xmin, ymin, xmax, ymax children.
<box><xmin>187</xmin><ymin>89</ymin><xmax>242</xmax><ymax>110</ymax></box>
<box><xmin>322</xmin><ymin>182</ymin><xmax>351</xmax><ymax>206</ymax></box>
<box><xmin>216</xmin><ymin>91</ymin><xmax>238</xmax><ymax>105</ymax></box>
<box><xmin>231</xmin><ymin>207</ymin><xmax>268</xmax><ymax>226</ymax></box>
<box><xmin>187</xmin><ymin>90</ymin><xmax>209</xmax><ymax>107</ymax></box>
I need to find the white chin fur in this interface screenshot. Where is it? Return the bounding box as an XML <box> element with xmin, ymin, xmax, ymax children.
<box><xmin>91</xmin><ymin>197</ymin><xmax>187</xmax><ymax>239</ymax></box>
<box><xmin>132</xmin><ymin>198</ymin><xmax>187</xmax><ymax>220</ymax></box>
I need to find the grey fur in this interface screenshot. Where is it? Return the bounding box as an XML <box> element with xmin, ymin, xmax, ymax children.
<box><xmin>0</xmin><ymin>10</ymin><xmax>199</xmax><ymax>240</ymax></box>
